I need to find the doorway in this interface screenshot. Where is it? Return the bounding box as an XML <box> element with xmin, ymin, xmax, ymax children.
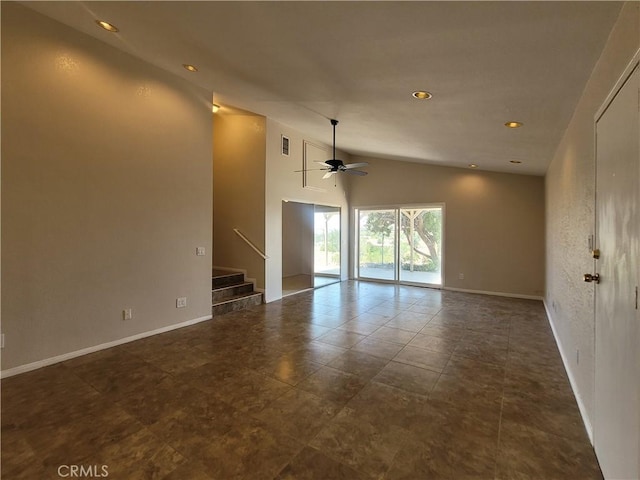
<box><xmin>356</xmin><ymin>205</ymin><xmax>443</xmax><ymax>287</ymax></box>
<box><xmin>593</xmin><ymin>59</ymin><xmax>639</xmax><ymax>479</ymax></box>
<box><xmin>281</xmin><ymin>201</ymin><xmax>341</xmax><ymax>296</ymax></box>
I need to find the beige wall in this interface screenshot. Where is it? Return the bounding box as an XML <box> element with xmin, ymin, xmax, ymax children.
<box><xmin>212</xmin><ymin>111</ymin><xmax>266</xmax><ymax>287</ymax></box>
<box><xmin>545</xmin><ymin>2</ymin><xmax>639</xmax><ymax>437</ymax></box>
<box><xmin>348</xmin><ymin>157</ymin><xmax>545</xmax><ymax>297</ymax></box>
<box><xmin>1</xmin><ymin>4</ymin><xmax>213</xmax><ymax>372</ymax></box>
<box><xmin>265</xmin><ymin>119</ymin><xmax>350</xmax><ymax>302</ymax></box>
<box><xmin>282</xmin><ymin>202</ymin><xmax>314</xmax><ymax>278</ymax></box>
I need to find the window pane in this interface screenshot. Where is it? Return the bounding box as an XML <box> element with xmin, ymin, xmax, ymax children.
<box><xmin>358</xmin><ymin>209</ymin><xmax>396</xmax><ymax>281</ymax></box>
<box><xmin>314</xmin><ymin>209</ymin><xmax>340</xmax><ymax>276</ymax></box>
<box><xmin>399</xmin><ymin>207</ymin><xmax>442</xmax><ymax>285</ymax></box>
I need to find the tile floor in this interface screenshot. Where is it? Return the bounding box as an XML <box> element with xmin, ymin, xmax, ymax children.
<box><xmin>1</xmin><ymin>281</ymin><xmax>602</xmax><ymax>479</ymax></box>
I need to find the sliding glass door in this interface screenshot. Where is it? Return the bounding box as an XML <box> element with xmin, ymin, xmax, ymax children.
<box><xmin>314</xmin><ymin>205</ymin><xmax>341</xmax><ymax>287</ymax></box>
<box><xmin>357</xmin><ymin>206</ymin><xmax>443</xmax><ymax>287</ymax></box>
<box><xmin>399</xmin><ymin>207</ymin><xmax>442</xmax><ymax>285</ymax></box>
<box><xmin>358</xmin><ymin>209</ymin><xmax>397</xmax><ymax>281</ymax></box>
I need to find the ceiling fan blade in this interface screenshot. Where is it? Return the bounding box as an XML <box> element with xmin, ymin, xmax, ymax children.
<box><xmin>314</xmin><ymin>161</ymin><xmax>332</xmax><ymax>167</ymax></box>
<box><xmin>343</xmin><ymin>162</ymin><xmax>369</xmax><ymax>169</ymax></box>
<box><xmin>344</xmin><ymin>169</ymin><xmax>368</xmax><ymax>176</ymax></box>
<box><xmin>322</xmin><ymin>171</ymin><xmax>336</xmax><ymax>179</ymax></box>
<box><xmin>294</xmin><ymin>168</ymin><xmax>330</xmax><ymax>172</ymax></box>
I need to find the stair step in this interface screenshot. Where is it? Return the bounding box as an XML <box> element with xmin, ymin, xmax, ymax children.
<box><xmin>212</xmin><ymin>270</ymin><xmax>245</xmax><ymax>289</ymax></box>
<box><xmin>212</xmin><ymin>291</ymin><xmax>263</xmax><ymax>316</ymax></box>
<box><xmin>212</xmin><ymin>282</ymin><xmax>254</xmax><ymax>302</ymax></box>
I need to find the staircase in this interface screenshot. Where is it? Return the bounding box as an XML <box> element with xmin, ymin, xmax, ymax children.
<box><xmin>212</xmin><ymin>269</ymin><xmax>263</xmax><ymax>316</ymax></box>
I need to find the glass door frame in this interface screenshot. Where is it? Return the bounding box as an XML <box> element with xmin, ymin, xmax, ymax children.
<box><xmin>355</xmin><ymin>203</ymin><xmax>445</xmax><ymax>288</ymax></box>
<box><xmin>313</xmin><ymin>204</ymin><xmax>341</xmax><ymax>288</ymax></box>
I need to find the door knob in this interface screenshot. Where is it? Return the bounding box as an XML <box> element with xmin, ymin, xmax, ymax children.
<box><xmin>584</xmin><ymin>273</ymin><xmax>600</xmax><ymax>284</ymax></box>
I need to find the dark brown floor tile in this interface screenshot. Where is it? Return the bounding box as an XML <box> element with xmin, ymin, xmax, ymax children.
<box><xmin>373</xmin><ymin>361</ymin><xmax>440</xmax><ymax>396</ymax></box>
<box><xmin>366</xmin><ymin>305</ymin><xmax>404</xmax><ymax>318</ymax></box>
<box><xmin>443</xmin><ymin>354</ymin><xmax>506</xmax><ymax>387</ymax></box>
<box><xmin>296</xmin><ymin>367</ymin><xmax>368</xmax><ymax>405</ymax></box>
<box><xmin>346</xmin><ymin>381</ymin><xmax>433</xmax><ymax>431</ymax></box>
<box><xmin>70</xmin><ymin>353</ymin><xmax>169</xmax><ymax>399</ymax></box>
<box><xmin>327</xmin><ymin>350</ymin><xmax>389</xmax><ymax>379</ymax></box>
<box><xmin>161</xmin><ymin>461</ymin><xmax>215</xmax><ymax>480</ymax></box>
<box><xmin>91</xmin><ymin>428</ymin><xmax>187</xmax><ymax>480</ymax></box>
<box><xmin>384</xmin><ymin>311</ymin><xmax>431</xmax><ymax>332</ymax></box>
<box><xmin>309</xmin><ymin>313</ymin><xmax>348</xmax><ymax>328</ymax></box>
<box><xmin>1</xmin><ymin>365</ymin><xmax>104</xmax><ymax>429</ymax></box>
<box><xmin>113</xmin><ymin>375</ymin><xmax>199</xmax><ymax>424</ymax></box>
<box><xmin>428</xmin><ymin>312</ymin><xmax>469</xmax><ymax>328</ymax></box>
<box><xmin>385</xmin><ymin>433</ymin><xmax>496</xmax><ymax>480</ymax></box>
<box><xmin>122</xmin><ymin>345</ymin><xmax>200</xmax><ymax>371</ymax></box>
<box><xmin>396</xmin><ymin>407</ymin><xmax>500</xmax><ymax>480</ymax></box>
<box><xmin>419</xmin><ymin>324</ymin><xmax>467</xmax><ymax>341</ymax></box>
<box><xmin>1</xmin><ymin>457</ymin><xmax>51</xmax><ymax>479</ymax></box>
<box><xmin>496</xmin><ymin>419</ymin><xmax>602</xmax><ymax>479</ymax></box>
<box><xmin>197</xmin><ymin>418</ymin><xmax>303</xmax><ymax>480</ymax></box>
<box><xmin>453</xmin><ymin>342</ymin><xmax>509</xmax><ymax>366</ymax></box>
<box><xmin>310</xmin><ymin>407</ymin><xmax>407</xmax><ymax>478</ymax></box>
<box><xmin>24</xmin><ymin>404</ymin><xmax>146</xmax><ymax>467</ymax></box>
<box><xmin>406</xmin><ymin>303</ymin><xmax>441</xmax><ymax>315</ymax></box>
<box><xmin>212</xmin><ymin>369</ymin><xmax>292</xmax><ymax>414</ymax></box>
<box><xmin>501</xmin><ymin>390</ymin><xmax>588</xmax><ymax>442</ymax></box>
<box><xmin>0</xmin><ymin>429</ymin><xmax>40</xmax><ymax>479</ymax></box>
<box><xmin>275</xmin><ymin>446</ymin><xmax>371</xmax><ymax>480</ymax></box>
<box><xmin>429</xmin><ymin>373</ymin><xmax>503</xmax><ymax>422</ymax></box>
<box><xmin>252</xmin><ymin>389</ymin><xmax>341</xmax><ymax>443</ymax></box>
<box><xmin>295</xmin><ymin>341</ymin><xmax>348</xmax><ymax>365</ymax></box>
<box><xmin>353</xmin><ymin>311</ymin><xmax>395</xmax><ymax>325</ymax></box>
<box><xmin>351</xmin><ymin>338</ymin><xmax>404</xmax><ymax>360</ymax></box>
<box><xmin>368</xmin><ymin>326</ymin><xmax>416</xmax><ymax>345</ymax></box>
<box><xmin>148</xmin><ymin>395</ymin><xmax>244</xmax><ymax>455</ymax></box>
<box><xmin>0</xmin><ymin>282</ymin><xmax>601</xmax><ymax>480</ymax></box>
<box><xmin>315</xmin><ymin>329</ymin><xmax>367</xmax><ymax>348</ymax></box>
<box><xmin>394</xmin><ymin>345</ymin><xmax>451</xmax><ymax>373</ymax></box>
<box><xmin>260</xmin><ymin>356</ymin><xmax>324</xmax><ymax>386</ymax></box>
<box><xmin>336</xmin><ymin>319</ymin><xmax>382</xmax><ymax>335</ymax></box>
<box><xmin>408</xmin><ymin>332</ymin><xmax>458</xmax><ymax>354</ymax></box>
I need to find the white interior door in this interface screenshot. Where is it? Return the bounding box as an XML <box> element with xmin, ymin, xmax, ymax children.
<box><xmin>594</xmin><ymin>63</ymin><xmax>639</xmax><ymax>480</ymax></box>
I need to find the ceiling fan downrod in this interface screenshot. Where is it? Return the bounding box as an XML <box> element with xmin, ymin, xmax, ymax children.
<box><xmin>331</xmin><ymin>119</ymin><xmax>338</xmax><ymax>161</ymax></box>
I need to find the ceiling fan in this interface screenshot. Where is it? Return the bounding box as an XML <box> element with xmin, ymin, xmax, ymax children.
<box><xmin>298</xmin><ymin>119</ymin><xmax>369</xmax><ymax>180</ymax></box>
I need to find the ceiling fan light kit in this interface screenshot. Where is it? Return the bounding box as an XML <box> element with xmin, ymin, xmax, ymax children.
<box><xmin>307</xmin><ymin>119</ymin><xmax>369</xmax><ymax>181</ymax></box>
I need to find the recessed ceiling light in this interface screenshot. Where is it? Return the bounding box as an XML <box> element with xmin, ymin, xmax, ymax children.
<box><xmin>412</xmin><ymin>91</ymin><xmax>432</xmax><ymax>100</ymax></box>
<box><xmin>96</xmin><ymin>20</ymin><xmax>119</xmax><ymax>32</ymax></box>
<box><xmin>504</xmin><ymin>121</ymin><xmax>523</xmax><ymax>128</ymax></box>
<box><xmin>510</xmin><ymin>160</ymin><xmax>522</xmax><ymax>164</ymax></box>
<box><xmin>212</xmin><ymin>104</ymin><xmax>220</xmax><ymax>113</ymax></box>
<box><xmin>183</xmin><ymin>64</ymin><xmax>198</xmax><ymax>72</ymax></box>
<box><xmin>469</xmin><ymin>164</ymin><xmax>478</xmax><ymax>169</ymax></box>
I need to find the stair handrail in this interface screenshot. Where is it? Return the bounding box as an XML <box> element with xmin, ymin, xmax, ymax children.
<box><xmin>233</xmin><ymin>228</ymin><xmax>268</xmax><ymax>260</ymax></box>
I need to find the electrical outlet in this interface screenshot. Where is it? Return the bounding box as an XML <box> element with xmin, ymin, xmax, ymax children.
<box><xmin>458</xmin><ymin>273</ymin><xmax>464</xmax><ymax>280</ymax></box>
<box><xmin>123</xmin><ymin>308</ymin><xmax>133</xmax><ymax>320</ymax></box>
<box><xmin>176</xmin><ymin>297</ymin><xmax>187</xmax><ymax>308</ymax></box>
<box><xmin>196</xmin><ymin>247</ymin><xmax>206</xmax><ymax>256</ymax></box>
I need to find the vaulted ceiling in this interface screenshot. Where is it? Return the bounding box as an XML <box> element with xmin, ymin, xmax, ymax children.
<box><xmin>24</xmin><ymin>1</ymin><xmax>623</xmax><ymax>175</ymax></box>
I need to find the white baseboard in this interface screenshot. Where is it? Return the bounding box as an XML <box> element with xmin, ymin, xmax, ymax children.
<box><xmin>543</xmin><ymin>299</ymin><xmax>594</xmax><ymax>444</ymax></box>
<box><xmin>1</xmin><ymin>314</ymin><xmax>212</xmax><ymax>379</ymax></box>
<box><xmin>443</xmin><ymin>286</ymin><xmax>543</xmax><ymax>301</ymax></box>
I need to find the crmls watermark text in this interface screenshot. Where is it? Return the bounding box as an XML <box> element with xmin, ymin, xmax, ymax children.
<box><xmin>57</xmin><ymin>465</ymin><xmax>109</xmax><ymax>478</ymax></box>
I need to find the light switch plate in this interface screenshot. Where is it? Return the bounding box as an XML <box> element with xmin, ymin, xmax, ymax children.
<box><xmin>196</xmin><ymin>247</ymin><xmax>206</xmax><ymax>256</ymax></box>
